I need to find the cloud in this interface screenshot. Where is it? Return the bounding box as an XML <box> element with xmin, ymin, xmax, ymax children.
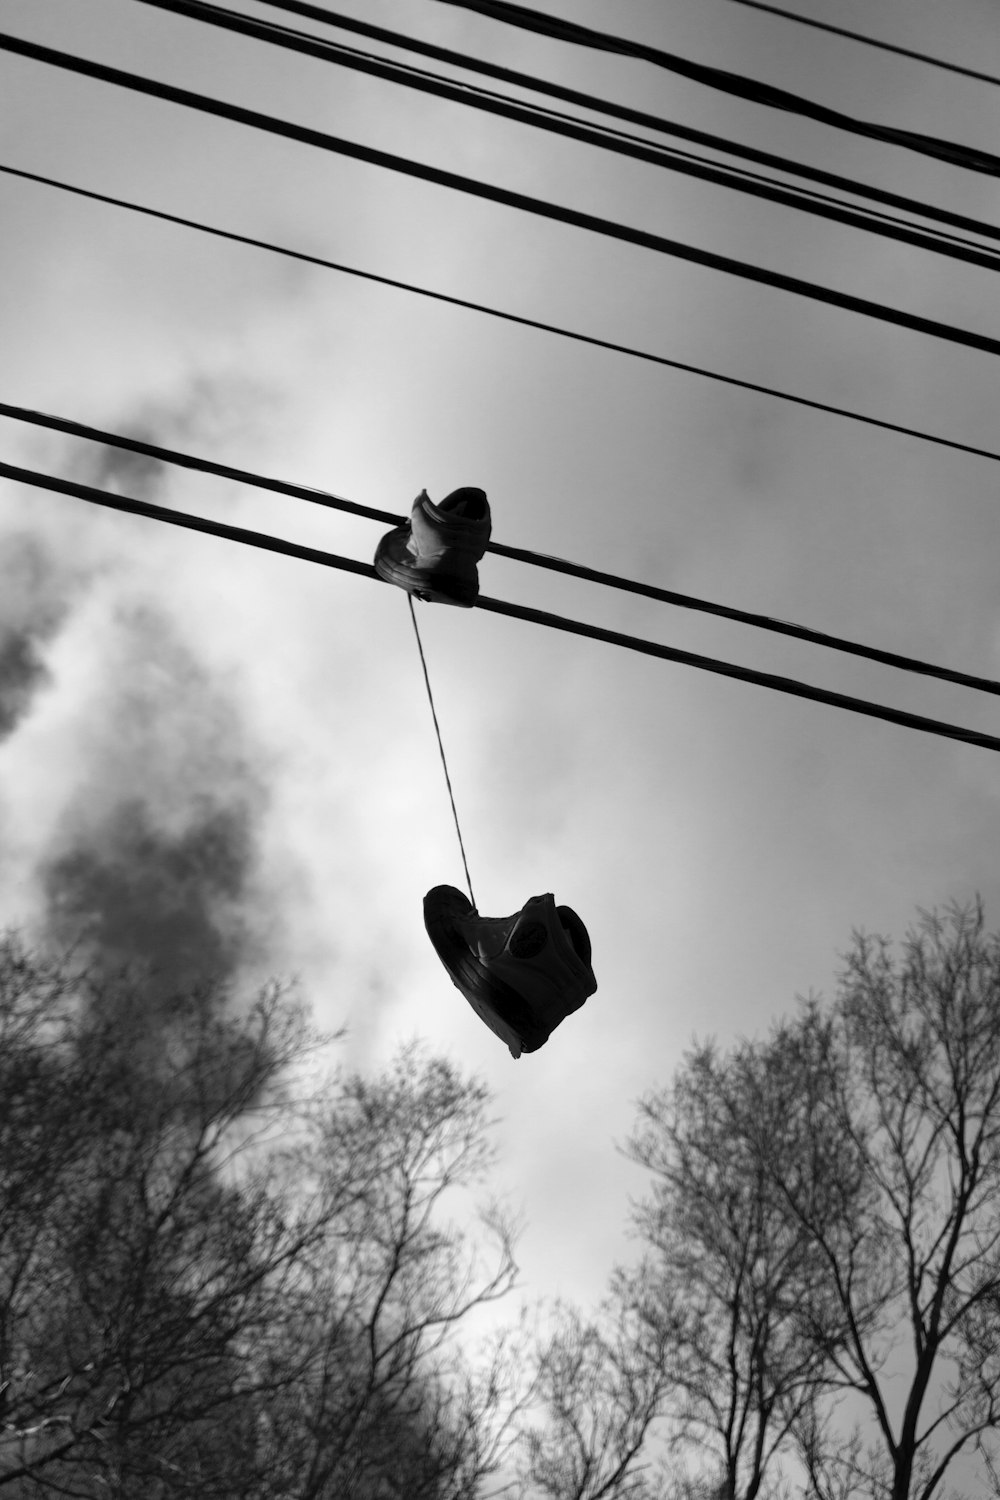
<box><xmin>0</xmin><ymin>627</ymin><xmax>51</xmax><ymax>742</ymax></box>
<box><xmin>36</xmin><ymin>601</ymin><xmax>270</xmax><ymax>1009</ymax></box>
<box><xmin>0</xmin><ymin>531</ymin><xmax>78</xmax><ymax>742</ymax></box>
<box><xmin>0</xmin><ymin>373</ymin><xmax>290</xmax><ymax>1018</ymax></box>
<box><xmin>83</xmin><ymin>439</ymin><xmax>169</xmax><ymax>502</ymax></box>
<box><xmin>42</xmin><ymin>795</ymin><xmax>256</xmax><ymax>1007</ymax></box>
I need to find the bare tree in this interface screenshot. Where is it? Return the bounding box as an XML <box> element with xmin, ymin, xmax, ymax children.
<box><xmin>0</xmin><ymin>938</ymin><xmax>526</xmax><ymax>1499</ymax></box>
<box><xmin>750</xmin><ymin>900</ymin><xmax>1000</xmax><ymax>1500</ymax></box>
<box><xmin>620</xmin><ymin>1029</ymin><xmax>856</xmax><ymax>1500</ymax></box>
<box><xmin>616</xmin><ymin>899</ymin><xmax>1000</xmax><ymax>1500</ymax></box>
<box><xmin>516</xmin><ymin>1293</ymin><xmax>675</xmax><ymax>1500</ymax></box>
<box><xmin>260</xmin><ymin>1044</ymin><xmax>524</xmax><ymax>1500</ymax></box>
<box><xmin>0</xmin><ymin>935</ymin><xmax>324</xmax><ymax>1497</ymax></box>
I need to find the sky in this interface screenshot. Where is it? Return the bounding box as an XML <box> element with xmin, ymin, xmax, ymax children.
<box><xmin>2</xmin><ymin>0</ymin><xmax>1000</xmax><ymax>1328</ymax></box>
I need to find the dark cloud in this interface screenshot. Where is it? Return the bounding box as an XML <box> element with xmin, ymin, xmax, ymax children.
<box><xmin>37</xmin><ymin>604</ymin><xmax>270</xmax><ymax>1010</ymax></box>
<box><xmin>4</xmin><ymin>377</ymin><xmax>286</xmax><ymax>1024</ymax></box>
<box><xmin>0</xmin><ymin>630</ymin><xmax>50</xmax><ymax>740</ymax></box>
<box><xmin>71</xmin><ymin>373</ymin><xmax>276</xmax><ymax>504</ymax></box>
<box><xmin>84</xmin><ymin>439</ymin><xmax>168</xmax><ymax>500</ymax></box>
<box><xmin>43</xmin><ymin>796</ymin><xmax>256</xmax><ymax>1006</ymax></box>
<box><xmin>0</xmin><ymin>532</ymin><xmax>72</xmax><ymax>741</ymax></box>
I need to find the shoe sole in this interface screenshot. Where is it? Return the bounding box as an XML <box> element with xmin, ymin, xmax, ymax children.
<box><xmin>423</xmin><ymin>885</ymin><xmax>550</xmax><ymax>1054</ymax></box>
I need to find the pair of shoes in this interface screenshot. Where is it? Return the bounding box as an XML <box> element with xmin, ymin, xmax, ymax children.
<box><xmin>424</xmin><ymin>885</ymin><xmax>597</xmax><ymax>1058</ymax></box>
<box><xmin>374</xmin><ymin>488</ymin><xmax>491</xmax><ymax>607</ymax></box>
<box><xmin>379</xmin><ymin>494</ymin><xmax>599</xmax><ymax>1054</ymax></box>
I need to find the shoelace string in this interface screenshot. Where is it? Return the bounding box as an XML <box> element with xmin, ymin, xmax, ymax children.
<box><xmin>407</xmin><ymin>595</ymin><xmax>477</xmax><ymax>909</ymax></box>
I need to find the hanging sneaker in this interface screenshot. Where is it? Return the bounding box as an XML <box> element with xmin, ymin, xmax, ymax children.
<box><xmin>424</xmin><ymin>885</ymin><xmax>597</xmax><ymax>1058</ymax></box>
<box><xmin>374</xmin><ymin>487</ymin><xmax>491</xmax><ymax>606</ymax></box>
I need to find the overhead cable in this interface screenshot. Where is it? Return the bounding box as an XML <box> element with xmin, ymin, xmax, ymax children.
<box><xmin>243</xmin><ymin>0</ymin><xmax>1000</xmax><ymax>247</ymax></box>
<box><xmin>126</xmin><ymin>0</ymin><xmax>1000</xmax><ymax>274</ymax></box>
<box><xmin>0</xmin><ymin>399</ymin><xmax>400</xmax><ymax>524</ymax></box>
<box><xmin>2</xmin><ymin>150</ymin><xmax>999</xmax><ymax>460</ymax></box>
<box><xmin>0</xmin><ymin>460</ymin><xmax>378</xmax><ymax>580</ymax></box>
<box><xmin>3</xmin><ymin>458</ymin><xmax>1000</xmax><ymax>755</ymax></box>
<box><xmin>726</xmin><ymin>0</ymin><xmax>1000</xmax><ymax>90</ymax></box>
<box><xmin>4</xmin><ymin>34</ymin><xmax>1000</xmax><ymax>358</ymax></box>
<box><xmin>6</xmin><ymin>166</ymin><xmax>1000</xmax><ymax>469</ymax></box>
<box><xmin>428</xmin><ymin>0</ymin><xmax>1000</xmax><ymax>177</ymax></box>
<box><xmin>4</xmin><ymin>400</ymin><xmax>1000</xmax><ymax>701</ymax></box>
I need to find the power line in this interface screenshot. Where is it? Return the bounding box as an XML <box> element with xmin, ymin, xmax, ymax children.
<box><xmin>4</xmin><ymin>400</ymin><xmax>1000</xmax><ymax>699</ymax></box>
<box><xmin>427</xmin><ymin>0</ymin><xmax>1000</xmax><ymax>176</ymax></box>
<box><xmin>0</xmin><ymin>398</ymin><xmax>402</xmax><ymax>522</ymax></box>
<box><xmin>3</xmin><ymin>457</ymin><xmax>1000</xmax><ymax>755</ymax></box>
<box><xmin>4</xmin><ymin>33</ymin><xmax>1000</xmax><ymax>358</ymax></box>
<box><xmin>245</xmin><ymin>0</ymin><xmax>1000</xmax><ymax>246</ymax></box>
<box><xmin>253</xmin><ymin>0</ymin><xmax>1000</xmax><ymax>252</ymax></box>
<box><xmin>0</xmin><ymin>458</ymin><xmax>377</xmax><ymax>581</ymax></box>
<box><xmin>6</xmin><ymin>165</ymin><xmax>1000</xmax><ymax>468</ymax></box>
<box><xmin>726</xmin><ymin>0</ymin><xmax>1000</xmax><ymax>90</ymax></box>
<box><xmin>127</xmin><ymin>0</ymin><xmax>1000</xmax><ymax>275</ymax></box>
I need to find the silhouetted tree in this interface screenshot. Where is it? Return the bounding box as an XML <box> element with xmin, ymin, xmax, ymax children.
<box><xmin>516</xmin><ymin>900</ymin><xmax>1000</xmax><ymax>1500</ymax></box>
<box><xmin>612</xmin><ymin>899</ymin><xmax>1000</xmax><ymax>1500</ymax></box>
<box><xmin>0</xmin><ymin>936</ymin><xmax>524</xmax><ymax>1498</ymax></box>
<box><xmin>751</xmin><ymin>900</ymin><xmax>1000</xmax><ymax>1500</ymax></box>
<box><xmin>249</xmin><ymin>1045</ymin><xmax>524</xmax><ymax>1499</ymax></box>
<box><xmin>516</xmin><ymin>1295</ymin><xmax>675</xmax><ymax>1500</ymax></box>
<box><xmin>619</xmin><ymin>1022</ymin><xmax>855</xmax><ymax>1500</ymax></box>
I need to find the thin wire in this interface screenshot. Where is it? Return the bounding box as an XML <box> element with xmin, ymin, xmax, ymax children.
<box><xmin>407</xmin><ymin>595</ymin><xmax>477</xmax><ymax>907</ymax></box>
<box><xmin>5</xmin><ymin>170</ymin><xmax>1000</xmax><ymax>470</ymax></box>
<box><xmin>0</xmin><ymin>393</ymin><xmax>401</xmax><ymax>522</ymax></box>
<box><xmin>0</xmin><ymin>458</ymin><xmax>378</xmax><ymax>579</ymax></box>
<box><xmin>5</xmin><ymin>400</ymin><xmax>1000</xmax><ymax>697</ymax></box>
<box><xmin>245</xmin><ymin>0</ymin><xmax>1000</xmax><ymax>245</ymax></box>
<box><xmin>4</xmin><ymin>34</ymin><xmax>1000</xmax><ymax>357</ymax></box>
<box><xmin>726</xmin><ymin>0</ymin><xmax>1000</xmax><ymax>90</ymax></box>
<box><xmin>5</xmin><ymin>458</ymin><xmax>1000</xmax><ymax>756</ymax></box>
<box><xmin>128</xmin><ymin>0</ymin><xmax>1000</xmax><ymax>273</ymax></box>
<box><xmin>427</xmin><ymin>0</ymin><xmax>1000</xmax><ymax>176</ymax></box>
<box><xmin>150</xmin><ymin>0</ymin><xmax>1000</xmax><ymax>262</ymax></box>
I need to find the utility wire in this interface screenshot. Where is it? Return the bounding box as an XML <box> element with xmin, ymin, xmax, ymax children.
<box><xmin>4</xmin><ymin>457</ymin><xmax>1000</xmax><ymax>755</ymax></box>
<box><xmin>127</xmin><ymin>0</ymin><xmax>1000</xmax><ymax>275</ymax></box>
<box><xmin>428</xmin><ymin>0</ymin><xmax>1000</xmax><ymax>177</ymax></box>
<box><xmin>5</xmin><ymin>165</ymin><xmax>1000</xmax><ymax>469</ymax></box>
<box><xmin>4</xmin><ymin>400</ymin><xmax>1000</xmax><ymax>700</ymax></box>
<box><xmin>244</xmin><ymin>0</ymin><xmax>1000</xmax><ymax>247</ymax></box>
<box><xmin>158</xmin><ymin>0</ymin><xmax>995</xmax><ymax>265</ymax></box>
<box><xmin>0</xmin><ymin>459</ymin><xmax>378</xmax><ymax>581</ymax></box>
<box><xmin>726</xmin><ymin>0</ymin><xmax>1000</xmax><ymax>90</ymax></box>
<box><xmin>4</xmin><ymin>33</ymin><xmax>1000</xmax><ymax>358</ymax></box>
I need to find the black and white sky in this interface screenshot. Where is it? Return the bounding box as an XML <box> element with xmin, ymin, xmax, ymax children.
<box><xmin>2</xmin><ymin>0</ymin><xmax>1000</xmax><ymax>1311</ymax></box>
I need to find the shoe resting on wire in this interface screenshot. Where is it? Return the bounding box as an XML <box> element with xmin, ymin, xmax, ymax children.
<box><xmin>374</xmin><ymin>487</ymin><xmax>491</xmax><ymax>606</ymax></box>
<box><xmin>423</xmin><ymin>886</ymin><xmax>597</xmax><ymax>1058</ymax></box>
